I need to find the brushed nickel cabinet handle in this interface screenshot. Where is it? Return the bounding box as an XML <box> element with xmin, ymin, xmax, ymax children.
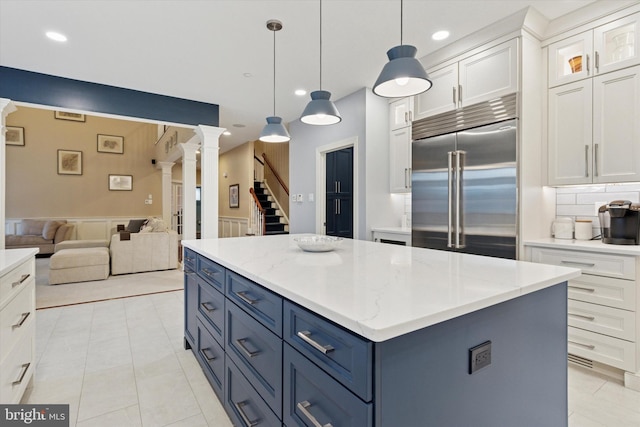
<box><xmin>586</xmin><ymin>54</ymin><xmax>590</xmax><ymax>74</ymax></box>
<box><xmin>235</xmin><ymin>338</ymin><xmax>260</xmax><ymax>358</ymax></box>
<box><xmin>297</xmin><ymin>330</ymin><xmax>334</xmax><ymax>354</ymax></box>
<box><xmin>201</xmin><ymin>348</ymin><xmax>216</xmax><ymax>362</ymax></box>
<box><xmin>561</xmin><ymin>260</ymin><xmax>595</xmax><ymax>267</ymax></box>
<box><xmin>458</xmin><ymin>84</ymin><xmax>462</xmax><ymax>103</ymax></box>
<box><xmin>12</xmin><ymin>363</ymin><xmax>31</xmax><ymax>385</ymax></box>
<box><xmin>12</xmin><ymin>312</ymin><xmax>30</xmax><ymax>329</ymax></box>
<box><xmin>594</xmin><ymin>143</ymin><xmax>599</xmax><ymax>177</ymax></box>
<box><xmin>235</xmin><ymin>290</ymin><xmax>258</xmax><ymax>305</ymax></box>
<box><xmin>584</xmin><ymin>145</ymin><xmax>589</xmax><ymax>177</ymax></box>
<box><xmin>568</xmin><ymin>313</ymin><xmax>595</xmax><ymax>321</ymax></box>
<box><xmin>200</xmin><ymin>302</ymin><xmax>216</xmax><ymax>313</ymax></box>
<box><xmin>568</xmin><ymin>285</ymin><xmax>595</xmax><ymax>293</ymax></box>
<box><xmin>12</xmin><ymin>274</ymin><xmax>30</xmax><ymax>288</ymax></box>
<box><xmin>569</xmin><ymin>340</ymin><xmax>595</xmax><ymax>350</ymax></box>
<box><xmin>297</xmin><ymin>400</ymin><xmax>333</xmax><ymax>427</ymax></box>
<box><xmin>234</xmin><ymin>401</ymin><xmax>259</xmax><ymax>427</ymax></box>
<box><xmin>595</xmin><ymin>51</ymin><xmax>600</xmax><ymax>72</ymax></box>
<box><xmin>452</xmin><ymin>86</ymin><xmax>457</xmax><ymax>105</ymax></box>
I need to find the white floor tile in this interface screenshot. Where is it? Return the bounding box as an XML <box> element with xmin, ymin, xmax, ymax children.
<box><xmin>77</xmin><ymin>364</ymin><xmax>139</xmax><ymax>422</ymax></box>
<box><xmin>76</xmin><ymin>405</ymin><xmax>142</xmax><ymax>427</ymax></box>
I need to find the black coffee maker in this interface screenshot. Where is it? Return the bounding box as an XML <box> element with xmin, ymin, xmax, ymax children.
<box><xmin>598</xmin><ymin>200</ymin><xmax>640</xmax><ymax>245</ymax></box>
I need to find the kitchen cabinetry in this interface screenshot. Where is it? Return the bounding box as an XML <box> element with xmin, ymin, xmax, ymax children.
<box><xmin>389</xmin><ymin>97</ymin><xmax>413</xmax><ymax>131</ymax></box>
<box><xmin>389</xmin><ymin>98</ymin><xmax>412</xmax><ymax>194</ymax></box>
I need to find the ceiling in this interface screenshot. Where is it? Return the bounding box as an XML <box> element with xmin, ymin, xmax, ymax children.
<box><xmin>0</xmin><ymin>0</ymin><xmax>609</xmax><ymax>152</ymax></box>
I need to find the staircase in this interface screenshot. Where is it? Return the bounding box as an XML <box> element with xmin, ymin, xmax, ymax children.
<box><xmin>253</xmin><ymin>181</ymin><xmax>288</xmax><ymax>235</ymax></box>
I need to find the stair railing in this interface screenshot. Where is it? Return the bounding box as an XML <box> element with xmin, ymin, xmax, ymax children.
<box><xmin>262</xmin><ymin>153</ymin><xmax>289</xmax><ymax>196</ymax></box>
<box><xmin>249</xmin><ymin>188</ymin><xmax>266</xmax><ymax>236</ymax></box>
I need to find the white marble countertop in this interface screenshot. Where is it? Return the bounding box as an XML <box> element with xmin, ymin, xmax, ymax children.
<box><xmin>371</xmin><ymin>227</ymin><xmax>411</xmax><ymax>235</ymax></box>
<box><xmin>0</xmin><ymin>248</ymin><xmax>39</xmax><ymax>276</ymax></box>
<box><xmin>183</xmin><ymin>235</ymin><xmax>580</xmax><ymax>342</ymax></box>
<box><xmin>524</xmin><ymin>238</ymin><xmax>640</xmax><ymax>256</ymax></box>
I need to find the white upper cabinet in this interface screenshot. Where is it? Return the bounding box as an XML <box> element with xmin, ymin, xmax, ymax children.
<box><xmin>548</xmin><ymin>12</ymin><xmax>640</xmax><ymax>88</ymax></box>
<box><xmin>389</xmin><ymin>97</ymin><xmax>413</xmax><ymax>131</ymax></box>
<box><xmin>413</xmin><ymin>64</ymin><xmax>458</xmax><ymax>119</ymax></box>
<box><xmin>389</xmin><ymin>127</ymin><xmax>412</xmax><ymax>193</ymax></box>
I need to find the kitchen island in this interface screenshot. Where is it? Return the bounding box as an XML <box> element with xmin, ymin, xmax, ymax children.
<box><xmin>182</xmin><ymin>235</ymin><xmax>580</xmax><ymax>427</ymax></box>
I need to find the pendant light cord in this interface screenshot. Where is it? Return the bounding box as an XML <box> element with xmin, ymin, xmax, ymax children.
<box><xmin>273</xmin><ymin>27</ymin><xmax>276</xmax><ymax>115</ymax></box>
<box><xmin>319</xmin><ymin>0</ymin><xmax>323</xmax><ymax>91</ymax></box>
<box><xmin>400</xmin><ymin>0</ymin><xmax>403</xmax><ymax>46</ymax></box>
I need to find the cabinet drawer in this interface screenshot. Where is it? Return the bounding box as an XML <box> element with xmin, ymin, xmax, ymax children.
<box><xmin>568</xmin><ymin>274</ymin><xmax>636</xmax><ymax>311</ymax></box>
<box><xmin>568</xmin><ymin>326</ymin><xmax>636</xmax><ymax>372</ymax></box>
<box><xmin>284</xmin><ymin>301</ymin><xmax>373</xmax><ymax>402</ymax></box>
<box><xmin>197</xmin><ymin>278</ymin><xmax>224</xmax><ymax>346</ymax></box>
<box><xmin>568</xmin><ymin>299</ymin><xmax>635</xmax><ymax>341</ymax></box>
<box><xmin>183</xmin><ymin>248</ymin><xmax>196</xmax><ymax>272</ymax></box>
<box><xmin>284</xmin><ymin>344</ymin><xmax>373</xmax><ymax>427</ymax></box>
<box><xmin>225</xmin><ymin>355</ymin><xmax>281</xmax><ymax>427</ymax></box>
<box><xmin>197</xmin><ymin>255</ymin><xmax>225</xmax><ymax>293</ymax></box>
<box><xmin>530</xmin><ymin>248</ymin><xmax>635</xmax><ymax>280</ymax></box>
<box><xmin>226</xmin><ymin>301</ymin><xmax>282</xmax><ymax>417</ymax></box>
<box><xmin>227</xmin><ymin>271</ymin><xmax>282</xmax><ymax>337</ymax></box>
<box><xmin>0</xmin><ymin>258</ymin><xmax>35</xmax><ymax>309</ymax></box>
<box><xmin>196</xmin><ymin>318</ymin><xmax>224</xmax><ymax>400</ymax></box>
<box><xmin>184</xmin><ymin>269</ymin><xmax>198</xmax><ymax>349</ymax></box>
<box><xmin>0</xmin><ymin>281</ymin><xmax>35</xmax><ymax>362</ymax></box>
<box><xmin>0</xmin><ymin>323</ymin><xmax>34</xmax><ymax>404</ymax></box>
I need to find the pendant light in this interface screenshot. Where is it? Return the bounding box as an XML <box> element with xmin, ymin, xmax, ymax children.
<box><xmin>260</xmin><ymin>19</ymin><xmax>290</xmax><ymax>143</ymax></box>
<box><xmin>300</xmin><ymin>0</ymin><xmax>341</xmax><ymax>125</ymax></box>
<box><xmin>373</xmin><ymin>0</ymin><xmax>432</xmax><ymax>98</ymax></box>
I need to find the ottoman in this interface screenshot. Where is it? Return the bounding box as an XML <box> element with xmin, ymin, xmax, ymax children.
<box><xmin>54</xmin><ymin>239</ymin><xmax>109</xmax><ymax>252</ymax></box>
<box><xmin>49</xmin><ymin>247</ymin><xmax>110</xmax><ymax>285</ymax></box>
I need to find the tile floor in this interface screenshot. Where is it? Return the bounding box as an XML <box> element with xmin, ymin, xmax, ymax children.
<box><xmin>25</xmin><ymin>290</ymin><xmax>640</xmax><ymax>427</ymax></box>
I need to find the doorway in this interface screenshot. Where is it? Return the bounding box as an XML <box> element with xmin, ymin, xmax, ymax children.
<box><xmin>325</xmin><ymin>147</ymin><xmax>353</xmax><ymax>238</ymax></box>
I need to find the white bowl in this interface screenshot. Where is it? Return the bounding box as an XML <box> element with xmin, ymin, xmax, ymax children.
<box><xmin>294</xmin><ymin>236</ymin><xmax>343</xmax><ymax>252</ymax></box>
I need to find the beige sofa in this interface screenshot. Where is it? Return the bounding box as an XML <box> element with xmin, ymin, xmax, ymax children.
<box><xmin>5</xmin><ymin>219</ymin><xmax>74</xmax><ymax>255</ymax></box>
<box><xmin>110</xmin><ymin>230</ymin><xmax>179</xmax><ymax>275</ymax></box>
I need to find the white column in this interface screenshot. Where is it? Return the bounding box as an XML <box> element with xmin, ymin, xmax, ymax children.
<box><xmin>157</xmin><ymin>161</ymin><xmax>175</xmax><ymax>228</ymax></box>
<box><xmin>179</xmin><ymin>140</ymin><xmax>200</xmax><ymax>241</ymax></box>
<box><xmin>0</xmin><ymin>98</ymin><xmax>17</xmax><ymax>249</ymax></box>
<box><xmin>195</xmin><ymin>125</ymin><xmax>225</xmax><ymax>239</ymax></box>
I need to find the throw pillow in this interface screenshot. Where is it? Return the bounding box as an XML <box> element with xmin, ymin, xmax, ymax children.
<box><xmin>21</xmin><ymin>219</ymin><xmax>47</xmax><ymax>236</ymax></box>
<box><xmin>42</xmin><ymin>220</ymin><xmax>66</xmax><ymax>240</ymax></box>
<box><xmin>126</xmin><ymin>219</ymin><xmax>146</xmax><ymax>233</ymax></box>
<box><xmin>139</xmin><ymin>217</ymin><xmax>168</xmax><ymax>233</ymax></box>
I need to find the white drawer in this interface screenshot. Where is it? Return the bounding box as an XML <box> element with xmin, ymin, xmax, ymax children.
<box><xmin>568</xmin><ymin>299</ymin><xmax>635</xmax><ymax>341</ymax></box>
<box><xmin>0</xmin><ymin>281</ymin><xmax>35</xmax><ymax>362</ymax></box>
<box><xmin>568</xmin><ymin>326</ymin><xmax>636</xmax><ymax>372</ymax></box>
<box><xmin>568</xmin><ymin>274</ymin><xmax>636</xmax><ymax>311</ymax></box>
<box><xmin>530</xmin><ymin>248</ymin><xmax>635</xmax><ymax>280</ymax></box>
<box><xmin>0</xmin><ymin>322</ymin><xmax>34</xmax><ymax>404</ymax></box>
<box><xmin>0</xmin><ymin>258</ymin><xmax>35</xmax><ymax>309</ymax></box>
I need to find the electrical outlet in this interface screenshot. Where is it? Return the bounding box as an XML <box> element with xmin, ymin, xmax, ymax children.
<box><xmin>469</xmin><ymin>341</ymin><xmax>491</xmax><ymax>374</ymax></box>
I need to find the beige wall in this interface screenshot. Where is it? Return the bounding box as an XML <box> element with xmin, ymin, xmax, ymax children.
<box><xmin>219</xmin><ymin>141</ymin><xmax>253</xmax><ymax>219</ymax></box>
<box><xmin>6</xmin><ymin>106</ymin><xmax>162</xmax><ymax>218</ymax></box>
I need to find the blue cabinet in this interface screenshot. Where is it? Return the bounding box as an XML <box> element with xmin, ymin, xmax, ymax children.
<box><xmin>197</xmin><ymin>255</ymin><xmax>225</xmax><ymax>293</ymax></box>
<box><xmin>227</xmin><ymin>270</ymin><xmax>282</xmax><ymax>336</ymax></box>
<box><xmin>197</xmin><ymin>278</ymin><xmax>225</xmax><ymax>346</ymax></box>
<box><xmin>196</xmin><ymin>318</ymin><xmax>225</xmax><ymax>400</ymax></box>
<box><xmin>183</xmin><ymin>249</ymin><xmax>198</xmax><ymax>350</ymax></box>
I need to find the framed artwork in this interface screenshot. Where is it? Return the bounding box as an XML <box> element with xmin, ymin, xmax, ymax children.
<box><xmin>97</xmin><ymin>134</ymin><xmax>124</xmax><ymax>154</ymax></box>
<box><xmin>109</xmin><ymin>174</ymin><xmax>133</xmax><ymax>191</ymax></box>
<box><xmin>57</xmin><ymin>150</ymin><xmax>82</xmax><ymax>175</ymax></box>
<box><xmin>229</xmin><ymin>184</ymin><xmax>239</xmax><ymax>208</ymax></box>
<box><xmin>54</xmin><ymin>111</ymin><xmax>85</xmax><ymax>122</ymax></box>
<box><xmin>6</xmin><ymin>126</ymin><xmax>25</xmax><ymax>146</ymax></box>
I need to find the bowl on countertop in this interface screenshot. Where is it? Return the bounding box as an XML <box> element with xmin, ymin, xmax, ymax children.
<box><xmin>294</xmin><ymin>235</ymin><xmax>343</xmax><ymax>252</ymax></box>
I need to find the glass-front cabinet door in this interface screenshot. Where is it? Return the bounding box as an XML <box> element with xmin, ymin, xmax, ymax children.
<box><xmin>548</xmin><ymin>31</ymin><xmax>594</xmax><ymax>88</ymax></box>
<box><xmin>593</xmin><ymin>12</ymin><xmax>640</xmax><ymax>76</ymax></box>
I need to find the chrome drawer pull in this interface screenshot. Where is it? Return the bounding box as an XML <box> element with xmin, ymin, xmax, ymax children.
<box><xmin>569</xmin><ymin>340</ymin><xmax>595</xmax><ymax>350</ymax></box>
<box><xmin>12</xmin><ymin>274</ymin><xmax>30</xmax><ymax>288</ymax></box>
<box><xmin>297</xmin><ymin>400</ymin><xmax>333</xmax><ymax>427</ymax></box>
<box><xmin>12</xmin><ymin>363</ymin><xmax>31</xmax><ymax>385</ymax></box>
<box><xmin>201</xmin><ymin>268</ymin><xmax>216</xmax><ymax>278</ymax></box>
<box><xmin>297</xmin><ymin>330</ymin><xmax>334</xmax><ymax>355</ymax></box>
<box><xmin>235</xmin><ymin>291</ymin><xmax>259</xmax><ymax>306</ymax></box>
<box><xmin>200</xmin><ymin>348</ymin><xmax>216</xmax><ymax>362</ymax></box>
<box><xmin>568</xmin><ymin>285</ymin><xmax>595</xmax><ymax>293</ymax></box>
<box><xmin>201</xmin><ymin>302</ymin><xmax>216</xmax><ymax>313</ymax></box>
<box><xmin>234</xmin><ymin>401</ymin><xmax>260</xmax><ymax>427</ymax></box>
<box><xmin>568</xmin><ymin>313</ymin><xmax>595</xmax><ymax>321</ymax></box>
<box><xmin>236</xmin><ymin>338</ymin><xmax>260</xmax><ymax>358</ymax></box>
<box><xmin>12</xmin><ymin>312</ymin><xmax>31</xmax><ymax>329</ymax></box>
<box><xmin>560</xmin><ymin>260</ymin><xmax>595</xmax><ymax>267</ymax></box>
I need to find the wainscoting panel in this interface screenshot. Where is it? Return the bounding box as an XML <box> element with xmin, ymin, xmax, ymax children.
<box><xmin>218</xmin><ymin>217</ymin><xmax>248</xmax><ymax>238</ymax></box>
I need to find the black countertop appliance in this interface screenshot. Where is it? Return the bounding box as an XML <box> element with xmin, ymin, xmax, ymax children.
<box><xmin>598</xmin><ymin>200</ymin><xmax>640</xmax><ymax>245</ymax></box>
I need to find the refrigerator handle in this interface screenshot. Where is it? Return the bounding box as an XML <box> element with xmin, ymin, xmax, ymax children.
<box><xmin>447</xmin><ymin>151</ymin><xmax>454</xmax><ymax>248</ymax></box>
<box><xmin>456</xmin><ymin>151</ymin><xmax>465</xmax><ymax>249</ymax></box>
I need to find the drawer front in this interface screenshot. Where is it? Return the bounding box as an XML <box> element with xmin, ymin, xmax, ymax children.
<box><xmin>197</xmin><ymin>255</ymin><xmax>225</xmax><ymax>293</ymax></box>
<box><xmin>0</xmin><ymin>323</ymin><xmax>34</xmax><ymax>404</ymax></box>
<box><xmin>226</xmin><ymin>301</ymin><xmax>282</xmax><ymax>417</ymax></box>
<box><xmin>0</xmin><ymin>258</ymin><xmax>35</xmax><ymax>309</ymax></box>
<box><xmin>197</xmin><ymin>278</ymin><xmax>225</xmax><ymax>346</ymax></box>
<box><xmin>183</xmin><ymin>248</ymin><xmax>196</xmax><ymax>271</ymax></box>
<box><xmin>284</xmin><ymin>344</ymin><xmax>373</xmax><ymax>427</ymax></box>
<box><xmin>568</xmin><ymin>274</ymin><xmax>636</xmax><ymax>311</ymax></box>
<box><xmin>196</xmin><ymin>318</ymin><xmax>225</xmax><ymax>400</ymax></box>
<box><xmin>284</xmin><ymin>301</ymin><xmax>373</xmax><ymax>402</ymax></box>
<box><xmin>184</xmin><ymin>269</ymin><xmax>198</xmax><ymax>349</ymax></box>
<box><xmin>530</xmin><ymin>247</ymin><xmax>635</xmax><ymax>280</ymax></box>
<box><xmin>0</xmin><ymin>281</ymin><xmax>35</xmax><ymax>362</ymax></box>
<box><xmin>568</xmin><ymin>326</ymin><xmax>636</xmax><ymax>372</ymax></box>
<box><xmin>225</xmin><ymin>355</ymin><xmax>281</xmax><ymax>427</ymax></box>
<box><xmin>568</xmin><ymin>299</ymin><xmax>636</xmax><ymax>341</ymax></box>
<box><xmin>227</xmin><ymin>271</ymin><xmax>282</xmax><ymax>337</ymax></box>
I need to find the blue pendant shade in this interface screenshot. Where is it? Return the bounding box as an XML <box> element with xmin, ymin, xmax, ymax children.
<box><xmin>260</xmin><ymin>116</ymin><xmax>290</xmax><ymax>143</ymax></box>
<box><xmin>373</xmin><ymin>45</ymin><xmax>432</xmax><ymax>98</ymax></box>
<box><xmin>300</xmin><ymin>90</ymin><xmax>342</xmax><ymax>125</ymax></box>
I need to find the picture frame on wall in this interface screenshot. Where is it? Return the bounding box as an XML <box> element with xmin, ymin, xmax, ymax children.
<box><xmin>54</xmin><ymin>111</ymin><xmax>86</xmax><ymax>122</ymax></box>
<box><xmin>57</xmin><ymin>150</ymin><xmax>83</xmax><ymax>175</ymax></box>
<box><xmin>229</xmin><ymin>184</ymin><xmax>239</xmax><ymax>208</ymax></box>
<box><xmin>109</xmin><ymin>174</ymin><xmax>133</xmax><ymax>191</ymax></box>
<box><xmin>97</xmin><ymin>134</ymin><xmax>124</xmax><ymax>154</ymax></box>
<box><xmin>6</xmin><ymin>126</ymin><xmax>25</xmax><ymax>146</ymax></box>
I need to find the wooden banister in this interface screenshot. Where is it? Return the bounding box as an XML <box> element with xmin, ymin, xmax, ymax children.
<box><xmin>262</xmin><ymin>153</ymin><xmax>289</xmax><ymax>196</ymax></box>
<box><xmin>249</xmin><ymin>188</ymin><xmax>266</xmax><ymax>235</ymax></box>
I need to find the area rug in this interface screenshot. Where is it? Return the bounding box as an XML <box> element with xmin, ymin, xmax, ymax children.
<box><xmin>35</xmin><ymin>257</ymin><xmax>183</xmax><ymax>309</ymax></box>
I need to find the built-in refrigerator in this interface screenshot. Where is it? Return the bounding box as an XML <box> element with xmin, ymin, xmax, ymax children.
<box><xmin>411</xmin><ymin>118</ymin><xmax>517</xmax><ymax>259</ymax></box>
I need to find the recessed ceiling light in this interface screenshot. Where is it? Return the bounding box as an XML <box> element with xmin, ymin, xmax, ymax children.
<box><xmin>46</xmin><ymin>31</ymin><xmax>67</xmax><ymax>42</ymax></box>
<box><xmin>432</xmin><ymin>30</ymin><xmax>450</xmax><ymax>41</ymax></box>
<box><xmin>294</xmin><ymin>89</ymin><xmax>307</xmax><ymax>96</ymax></box>
<box><xmin>243</xmin><ymin>73</ymin><xmax>252</xmax><ymax>78</ymax></box>
<box><xmin>222</xmin><ymin>131</ymin><xmax>231</xmax><ymax>136</ymax></box>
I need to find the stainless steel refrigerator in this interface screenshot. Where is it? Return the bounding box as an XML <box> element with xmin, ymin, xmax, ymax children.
<box><xmin>411</xmin><ymin>119</ymin><xmax>517</xmax><ymax>259</ymax></box>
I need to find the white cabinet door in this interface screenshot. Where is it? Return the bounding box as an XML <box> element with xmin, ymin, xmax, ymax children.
<box><xmin>593</xmin><ymin>12</ymin><xmax>640</xmax><ymax>76</ymax></box>
<box><xmin>389</xmin><ymin>98</ymin><xmax>413</xmax><ymax>131</ymax></box>
<box><xmin>413</xmin><ymin>63</ymin><xmax>458</xmax><ymax>120</ymax></box>
<box><xmin>548</xmin><ymin>31</ymin><xmax>594</xmax><ymax>88</ymax></box>
<box><xmin>390</xmin><ymin>127</ymin><xmax>411</xmax><ymax>193</ymax></box>
<box><xmin>458</xmin><ymin>38</ymin><xmax>518</xmax><ymax>107</ymax></box>
<box><xmin>593</xmin><ymin>65</ymin><xmax>640</xmax><ymax>183</ymax></box>
<box><xmin>548</xmin><ymin>80</ymin><xmax>593</xmax><ymax>185</ymax></box>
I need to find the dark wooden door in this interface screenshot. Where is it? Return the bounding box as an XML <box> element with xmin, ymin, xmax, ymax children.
<box><xmin>325</xmin><ymin>147</ymin><xmax>353</xmax><ymax>238</ymax></box>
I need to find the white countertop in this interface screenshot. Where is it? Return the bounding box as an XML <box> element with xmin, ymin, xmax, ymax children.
<box><xmin>0</xmin><ymin>248</ymin><xmax>39</xmax><ymax>276</ymax></box>
<box><xmin>525</xmin><ymin>238</ymin><xmax>640</xmax><ymax>256</ymax></box>
<box><xmin>371</xmin><ymin>227</ymin><xmax>411</xmax><ymax>235</ymax></box>
<box><xmin>183</xmin><ymin>235</ymin><xmax>580</xmax><ymax>342</ymax></box>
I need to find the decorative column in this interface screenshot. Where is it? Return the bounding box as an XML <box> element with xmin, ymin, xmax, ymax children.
<box><xmin>179</xmin><ymin>139</ymin><xmax>200</xmax><ymax>241</ymax></box>
<box><xmin>195</xmin><ymin>125</ymin><xmax>225</xmax><ymax>239</ymax></box>
<box><xmin>157</xmin><ymin>161</ymin><xmax>175</xmax><ymax>228</ymax></box>
<box><xmin>0</xmin><ymin>98</ymin><xmax>17</xmax><ymax>249</ymax></box>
